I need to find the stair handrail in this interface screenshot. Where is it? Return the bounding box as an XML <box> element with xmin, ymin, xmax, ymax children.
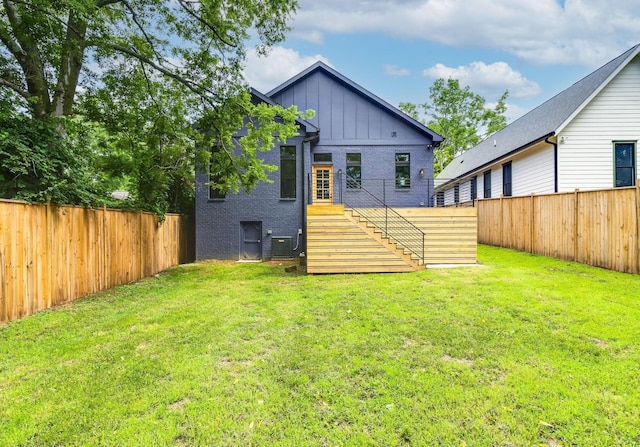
<box><xmin>342</xmin><ymin>176</ymin><xmax>425</xmax><ymax>263</ymax></box>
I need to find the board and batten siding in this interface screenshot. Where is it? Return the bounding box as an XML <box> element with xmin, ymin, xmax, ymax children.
<box><xmin>272</xmin><ymin>71</ymin><xmax>428</xmax><ymax>145</ymax></box>
<box><xmin>558</xmin><ymin>55</ymin><xmax>640</xmax><ymax>191</ymax></box>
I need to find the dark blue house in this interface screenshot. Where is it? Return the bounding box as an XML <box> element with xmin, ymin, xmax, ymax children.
<box><xmin>195</xmin><ymin>62</ymin><xmax>443</xmax><ymax>264</ymax></box>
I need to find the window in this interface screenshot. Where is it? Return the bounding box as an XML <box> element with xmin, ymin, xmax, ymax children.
<box><xmin>346</xmin><ymin>153</ymin><xmax>361</xmax><ymax>189</ymax></box>
<box><xmin>454</xmin><ymin>184</ymin><xmax>460</xmax><ymax>203</ymax></box>
<box><xmin>484</xmin><ymin>170</ymin><xmax>492</xmax><ymax>198</ymax></box>
<box><xmin>395</xmin><ymin>153</ymin><xmax>410</xmax><ymax>189</ymax></box>
<box><xmin>208</xmin><ymin>173</ymin><xmax>226</xmax><ymax>200</ymax></box>
<box><xmin>313</xmin><ymin>153</ymin><xmax>332</xmax><ymax>163</ymax></box>
<box><xmin>615</xmin><ymin>142</ymin><xmax>636</xmax><ymax>187</ymax></box>
<box><xmin>280</xmin><ymin>146</ymin><xmax>296</xmax><ymax>199</ymax></box>
<box><xmin>471</xmin><ymin>176</ymin><xmax>477</xmax><ymax>200</ymax></box>
<box><xmin>208</xmin><ymin>157</ymin><xmax>225</xmax><ymax>200</ymax></box>
<box><xmin>502</xmin><ymin>162</ymin><xmax>512</xmax><ymax>197</ymax></box>
<box><xmin>436</xmin><ymin>191</ymin><xmax>444</xmax><ymax>207</ymax></box>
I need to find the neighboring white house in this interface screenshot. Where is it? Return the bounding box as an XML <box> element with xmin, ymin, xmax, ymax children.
<box><xmin>435</xmin><ymin>43</ymin><xmax>640</xmax><ymax>206</ymax></box>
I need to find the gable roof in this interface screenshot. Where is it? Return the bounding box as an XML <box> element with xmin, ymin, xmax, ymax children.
<box><xmin>267</xmin><ymin>61</ymin><xmax>444</xmax><ymax>143</ymax></box>
<box><xmin>436</xmin><ymin>43</ymin><xmax>640</xmax><ymax>189</ymax></box>
<box><xmin>249</xmin><ymin>87</ymin><xmax>319</xmax><ymax>134</ymax></box>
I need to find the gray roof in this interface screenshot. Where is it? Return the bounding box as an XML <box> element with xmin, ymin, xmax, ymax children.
<box><xmin>267</xmin><ymin>61</ymin><xmax>444</xmax><ymax>143</ymax></box>
<box><xmin>436</xmin><ymin>43</ymin><xmax>640</xmax><ymax>189</ymax></box>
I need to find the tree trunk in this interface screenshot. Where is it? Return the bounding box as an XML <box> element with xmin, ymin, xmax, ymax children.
<box><xmin>2</xmin><ymin>0</ymin><xmax>52</xmax><ymax>118</ymax></box>
<box><xmin>52</xmin><ymin>11</ymin><xmax>88</xmax><ymax>117</ymax></box>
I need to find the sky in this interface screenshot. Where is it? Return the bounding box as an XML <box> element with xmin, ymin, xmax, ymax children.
<box><xmin>243</xmin><ymin>0</ymin><xmax>640</xmax><ymax>123</ymax></box>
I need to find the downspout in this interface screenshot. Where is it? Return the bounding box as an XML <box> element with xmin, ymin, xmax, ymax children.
<box><xmin>300</xmin><ymin>139</ymin><xmax>307</xmax><ymax>256</ymax></box>
<box><xmin>545</xmin><ymin>136</ymin><xmax>558</xmax><ymax>193</ymax></box>
<box><xmin>301</xmin><ymin>132</ymin><xmax>319</xmax><ymax>255</ymax></box>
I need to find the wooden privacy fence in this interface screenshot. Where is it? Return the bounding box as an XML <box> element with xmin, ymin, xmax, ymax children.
<box><xmin>0</xmin><ymin>200</ymin><xmax>192</xmax><ymax>323</ymax></box>
<box><xmin>477</xmin><ymin>186</ymin><xmax>640</xmax><ymax>274</ymax></box>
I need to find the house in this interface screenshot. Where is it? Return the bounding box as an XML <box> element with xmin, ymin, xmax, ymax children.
<box><xmin>435</xmin><ymin>43</ymin><xmax>640</xmax><ymax>206</ymax></box>
<box><xmin>195</xmin><ymin>62</ymin><xmax>477</xmax><ymax>272</ymax></box>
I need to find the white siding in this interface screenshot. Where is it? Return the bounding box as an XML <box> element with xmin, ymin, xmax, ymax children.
<box><xmin>444</xmin><ymin>187</ymin><xmax>455</xmax><ymax>206</ymax></box>
<box><xmin>559</xmin><ymin>55</ymin><xmax>640</xmax><ymax>191</ymax></box>
<box><xmin>460</xmin><ymin>180</ymin><xmax>471</xmax><ymax>203</ymax></box>
<box><xmin>477</xmin><ymin>174</ymin><xmax>485</xmax><ymax>199</ymax></box>
<box><xmin>511</xmin><ymin>142</ymin><xmax>555</xmax><ymax>196</ymax></box>
<box><xmin>441</xmin><ymin>142</ymin><xmax>554</xmax><ymax>202</ymax></box>
<box><xmin>492</xmin><ymin>168</ymin><xmax>502</xmax><ymax>198</ymax></box>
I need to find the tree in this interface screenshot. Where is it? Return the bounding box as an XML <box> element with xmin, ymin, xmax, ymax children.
<box><xmin>0</xmin><ymin>104</ymin><xmax>110</xmax><ymax>204</ymax></box>
<box><xmin>400</xmin><ymin>78</ymin><xmax>508</xmax><ymax>174</ymax></box>
<box><xmin>78</xmin><ymin>65</ymin><xmax>307</xmax><ymax>216</ymax></box>
<box><xmin>0</xmin><ymin>0</ymin><xmax>304</xmax><ymax>212</ymax></box>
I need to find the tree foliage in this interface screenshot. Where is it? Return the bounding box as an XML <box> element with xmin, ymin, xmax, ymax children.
<box><xmin>0</xmin><ymin>104</ymin><xmax>110</xmax><ymax>204</ymax></box>
<box><xmin>0</xmin><ymin>0</ymin><xmax>303</xmax><ymax>214</ymax></box>
<box><xmin>400</xmin><ymin>78</ymin><xmax>508</xmax><ymax>174</ymax></box>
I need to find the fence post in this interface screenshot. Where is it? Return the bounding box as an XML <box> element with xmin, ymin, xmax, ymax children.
<box><xmin>636</xmin><ymin>182</ymin><xmax>640</xmax><ymax>274</ymax></box>
<box><xmin>102</xmin><ymin>204</ymin><xmax>108</xmax><ymax>290</ymax></box>
<box><xmin>574</xmin><ymin>189</ymin><xmax>579</xmax><ymax>262</ymax></box>
<box><xmin>499</xmin><ymin>195</ymin><xmax>504</xmax><ymax>248</ymax></box>
<box><xmin>530</xmin><ymin>193</ymin><xmax>535</xmax><ymax>254</ymax></box>
<box><xmin>139</xmin><ymin>212</ymin><xmax>144</xmax><ymax>279</ymax></box>
<box><xmin>45</xmin><ymin>202</ymin><xmax>52</xmax><ymax>310</ymax></box>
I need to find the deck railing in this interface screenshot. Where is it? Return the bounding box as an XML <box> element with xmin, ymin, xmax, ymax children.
<box><xmin>308</xmin><ymin>173</ymin><xmax>426</xmax><ymax>263</ymax></box>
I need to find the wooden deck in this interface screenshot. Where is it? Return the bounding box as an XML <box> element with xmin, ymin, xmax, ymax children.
<box><xmin>395</xmin><ymin>207</ymin><xmax>477</xmax><ymax>265</ymax></box>
<box><xmin>306</xmin><ymin>205</ymin><xmax>477</xmax><ymax>274</ymax></box>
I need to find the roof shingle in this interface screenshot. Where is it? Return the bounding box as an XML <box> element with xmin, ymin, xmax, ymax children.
<box><xmin>436</xmin><ymin>44</ymin><xmax>640</xmax><ymax>188</ymax></box>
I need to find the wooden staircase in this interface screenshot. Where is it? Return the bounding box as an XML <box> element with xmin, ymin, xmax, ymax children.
<box><xmin>345</xmin><ymin>208</ymin><xmax>424</xmax><ymax>271</ymax></box>
<box><xmin>306</xmin><ymin>205</ymin><xmax>424</xmax><ymax>273</ymax></box>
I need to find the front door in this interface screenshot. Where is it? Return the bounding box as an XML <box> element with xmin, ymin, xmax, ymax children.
<box><xmin>313</xmin><ymin>165</ymin><xmax>333</xmax><ymax>204</ymax></box>
<box><xmin>240</xmin><ymin>221</ymin><xmax>262</xmax><ymax>260</ymax></box>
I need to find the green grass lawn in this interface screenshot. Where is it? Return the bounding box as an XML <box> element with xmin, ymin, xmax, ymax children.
<box><xmin>1</xmin><ymin>245</ymin><xmax>639</xmax><ymax>446</ymax></box>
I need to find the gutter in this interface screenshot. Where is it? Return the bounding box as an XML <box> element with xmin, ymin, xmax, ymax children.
<box><xmin>434</xmin><ymin>132</ymin><xmax>556</xmax><ymax>192</ymax></box>
<box><xmin>545</xmin><ymin>136</ymin><xmax>558</xmax><ymax>193</ymax></box>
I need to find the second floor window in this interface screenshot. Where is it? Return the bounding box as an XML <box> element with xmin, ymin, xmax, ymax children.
<box><xmin>395</xmin><ymin>153</ymin><xmax>410</xmax><ymax>189</ymax></box>
<box><xmin>346</xmin><ymin>153</ymin><xmax>361</xmax><ymax>189</ymax></box>
<box><xmin>280</xmin><ymin>146</ymin><xmax>296</xmax><ymax>199</ymax></box>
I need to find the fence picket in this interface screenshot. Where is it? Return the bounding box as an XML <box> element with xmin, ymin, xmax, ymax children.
<box><xmin>478</xmin><ymin>186</ymin><xmax>639</xmax><ymax>274</ymax></box>
<box><xmin>0</xmin><ymin>200</ymin><xmax>191</xmax><ymax>323</ymax></box>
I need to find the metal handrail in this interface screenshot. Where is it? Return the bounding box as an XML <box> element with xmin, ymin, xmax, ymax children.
<box><xmin>350</xmin><ymin>206</ymin><xmax>425</xmax><ymax>263</ymax></box>
<box><xmin>307</xmin><ymin>172</ymin><xmax>426</xmax><ymax>263</ymax></box>
<box><xmin>341</xmin><ymin>175</ymin><xmax>425</xmax><ymax>263</ymax></box>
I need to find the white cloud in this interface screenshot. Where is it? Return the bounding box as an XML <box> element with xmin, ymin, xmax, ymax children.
<box><xmin>292</xmin><ymin>0</ymin><xmax>640</xmax><ymax>67</ymax></box>
<box><xmin>384</xmin><ymin>64</ymin><xmax>411</xmax><ymax>77</ymax></box>
<box><xmin>490</xmin><ymin>102</ymin><xmax>530</xmax><ymax>122</ymax></box>
<box><xmin>290</xmin><ymin>29</ymin><xmax>324</xmax><ymax>45</ymax></box>
<box><xmin>243</xmin><ymin>46</ymin><xmax>332</xmax><ymax>93</ymax></box>
<box><xmin>422</xmin><ymin>61</ymin><xmax>541</xmax><ymax>99</ymax></box>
